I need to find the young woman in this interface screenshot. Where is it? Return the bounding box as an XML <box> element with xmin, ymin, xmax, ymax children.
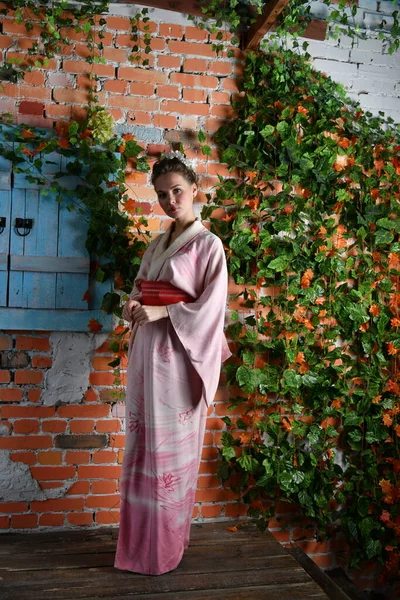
<box><xmin>114</xmin><ymin>153</ymin><xmax>231</xmax><ymax>576</ymax></box>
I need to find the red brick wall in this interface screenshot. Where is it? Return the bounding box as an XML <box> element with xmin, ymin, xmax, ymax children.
<box><xmin>0</xmin><ymin>5</ymin><xmax>364</xmax><ymax>586</ymax></box>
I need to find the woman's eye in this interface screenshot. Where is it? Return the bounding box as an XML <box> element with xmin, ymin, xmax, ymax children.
<box><xmin>174</xmin><ymin>188</ymin><xmax>181</xmax><ymax>194</ymax></box>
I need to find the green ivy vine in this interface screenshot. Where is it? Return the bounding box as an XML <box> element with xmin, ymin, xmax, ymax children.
<box><xmin>0</xmin><ymin>1</ymin><xmax>152</xmax><ymax>83</ymax></box>
<box><xmin>194</xmin><ymin>0</ymin><xmax>400</xmax><ymax>54</ymax></box>
<box><xmin>201</xmin><ymin>45</ymin><xmax>400</xmax><ymax>580</ymax></box>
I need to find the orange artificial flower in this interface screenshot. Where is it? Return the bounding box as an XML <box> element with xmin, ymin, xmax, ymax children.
<box><xmin>372</xmin><ymin>395</ymin><xmax>382</xmax><ymax>404</ymax></box>
<box><xmin>315</xmin><ymin>296</ymin><xmax>326</xmax><ymax>305</ymax></box>
<box><xmin>395</xmin><ymin>424</ymin><xmax>400</xmax><ymax>437</ymax></box>
<box><xmin>36</xmin><ymin>141</ymin><xmax>49</xmax><ymax>153</ymax></box>
<box><xmin>87</xmin><ymin>318</ymin><xmax>103</xmax><ymax>333</ymax></box>
<box><xmin>387</xmin><ymin>342</ymin><xmax>399</xmax><ymax>355</ymax></box>
<box><xmin>380</xmin><ymin>479</ymin><xmax>394</xmax><ymax>495</ymax></box>
<box><xmin>114</xmin><ymin>274</ymin><xmax>124</xmax><ymax>289</ymax></box>
<box><xmin>369</xmin><ymin>304</ymin><xmax>380</xmax><ymax>317</ymax></box>
<box><xmin>338</xmin><ymin>137</ymin><xmax>350</xmax><ymax>149</ymax></box>
<box><xmin>22</xmin><ymin>147</ymin><xmax>36</xmax><ymax>158</ymax></box>
<box><xmin>58</xmin><ymin>137</ymin><xmax>70</xmax><ymax>149</ymax></box>
<box><xmin>383</xmin><ymin>413</ymin><xmax>393</xmax><ymax>427</ymax></box>
<box><xmin>55</xmin><ymin>120</ymin><xmax>70</xmax><ymax>137</ymax></box>
<box><xmin>333</xmin><ymin>154</ymin><xmax>349</xmax><ymax>171</ymax></box>
<box><xmin>380</xmin><ymin>510</ymin><xmax>392</xmax><ymax>524</ymax></box>
<box><xmin>114</xmin><ymin>325</ymin><xmax>128</xmax><ymax>336</ymax></box>
<box><xmin>389</xmin><ymin>253</ymin><xmax>400</xmax><ymax>272</ymax></box>
<box><xmin>80</xmin><ymin>129</ymin><xmax>92</xmax><ymax>140</ymax></box>
<box><xmin>248</xmin><ymin>198</ymin><xmax>260</xmax><ymax>211</ymax></box>
<box><xmin>380</xmin><ymin>479</ymin><xmax>396</xmax><ymax>504</ymax></box>
<box><xmin>239</xmin><ymin>432</ymin><xmax>252</xmax><ymax>445</ymax></box>
<box><xmin>297</xmin><ymin>105</ymin><xmax>308</xmax><ymax>115</ymax></box>
<box><xmin>331</xmin><ymin>398</ymin><xmax>342</xmax><ymax>409</ymax></box>
<box><xmin>301</xmin><ymin>268</ymin><xmax>314</xmax><ymax>289</ymax></box>
<box><xmin>123</xmin><ymin>199</ymin><xmax>137</xmax><ymax>213</ymax></box>
<box><xmin>21</xmin><ymin>128</ymin><xmax>36</xmax><ymax>139</ymax></box>
<box><xmin>385</xmin><ymin>379</ymin><xmax>400</xmax><ymax>396</ymax></box>
<box><xmin>82</xmin><ymin>289</ymin><xmax>92</xmax><ymax>303</ymax></box>
<box><xmin>372</xmin><ymin>251</ymin><xmax>382</xmax><ymax>262</ymax></box>
<box><xmin>282</xmin><ymin>417</ymin><xmax>292</xmax><ymax>432</ymax></box>
<box><xmin>295</xmin><ymin>351</ymin><xmax>306</xmax><ymax>365</ymax></box>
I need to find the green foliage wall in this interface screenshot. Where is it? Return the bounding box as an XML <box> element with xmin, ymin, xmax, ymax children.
<box><xmin>202</xmin><ymin>47</ymin><xmax>400</xmax><ymax>578</ymax></box>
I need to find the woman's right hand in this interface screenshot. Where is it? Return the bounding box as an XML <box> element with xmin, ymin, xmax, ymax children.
<box><xmin>122</xmin><ymin>299</ymin><xmax>141</xmax><ymax>323</ymax></box>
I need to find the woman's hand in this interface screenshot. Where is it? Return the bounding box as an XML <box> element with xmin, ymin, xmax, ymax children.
<box><xmin>122</xmin><ymin>299</ymin><xmax>141</xmax><ymax>323</ymax></box>
<box><xmin>131</xmin><ymin>305</ymin><xmax>168</xmax><ymax>326</ymax></box>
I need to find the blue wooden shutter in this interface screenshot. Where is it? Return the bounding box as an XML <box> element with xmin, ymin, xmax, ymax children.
<box><xmin>0</xmin><ymin>151</ymin><xmax>112</xmax><ymax>331</ymax></box>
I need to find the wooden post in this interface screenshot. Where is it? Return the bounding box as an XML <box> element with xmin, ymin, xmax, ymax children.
<box><xmin>241</xmin><ymin>0</ymin><xmax>291</xmax><ymax>50</ymax></box>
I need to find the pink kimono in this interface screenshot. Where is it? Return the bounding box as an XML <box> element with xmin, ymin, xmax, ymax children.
<box><xmin>114</xmin><ymin>220</ymin><xmax>231</xmax><ymax>575</ymax></box>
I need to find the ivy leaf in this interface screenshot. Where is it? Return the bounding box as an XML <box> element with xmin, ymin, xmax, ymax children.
<box><xmin>375</xmin><ymin>229</ymin><xmax>394</xmax><ymax>246</ymax></box>
<box><xmin>260</xmin><ymin>125</ymin><xmax>275</xmax><ymax>137</ymax></box>
<box><xmin>268</xmin><ymin>257</ymin><xmax>289</xmax><ymax>271</ymax></box>
<box><xmin>283</xmin><ymin>369</ymin><xmax>301</xmax><ymax>390</ymax></box>
<box><xmin>222</xmin><ymin>446</ymin><xmax>236</xmax><ymax>461</ymax></box>
<box><xmin>357</xmin><ymin>497</ymin><xmax>370</xmax><ymax>518</ymax></box>
<box><xmin>201</xmin><ymin>144</ymin><xmax>212</xmax><ymax>156</ymax></box>
<box><xmin>236</xmin><ymin>365</ymin><xmax>253</xmax><ymax>388</ymax></box>
<box><xmin>365</xmin><ymin>539</ymin><xmax>382</xmax><ymax>559</ymax></box>
<box><xmin>343</xmin><ymin>413</ymin><xmax>364</xmax><ymax>427</ymax></box>
<box><xmin>242</xmin><ymin>349</ymin><xmax>255</xmax><ymax>365</ymax></box>
<box><xmin>238</xmin><ymin>454</ymin><xmax>259</xmax><ymax>473</ymax></box>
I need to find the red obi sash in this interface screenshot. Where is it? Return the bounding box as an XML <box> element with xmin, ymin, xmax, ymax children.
<box><xmin>141</xmin><ymin>281</ymin><xmax>195</xmax><ymax>306</ymax></box>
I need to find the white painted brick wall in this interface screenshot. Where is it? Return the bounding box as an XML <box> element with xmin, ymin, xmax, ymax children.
<box><xmin>308</xmin><ymin>35</ymin><xmax>400</xmax><ymax>123</ymax></box>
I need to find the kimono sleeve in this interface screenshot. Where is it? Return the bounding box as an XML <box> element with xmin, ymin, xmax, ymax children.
<box><xmin>167</xmin><ymin>237</ymin><xmax>231</xmax><ymax>406</ymax></box>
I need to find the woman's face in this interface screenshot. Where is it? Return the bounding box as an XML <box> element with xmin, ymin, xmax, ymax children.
<box><xmin>154</xmin><ymin>172</ymin><xmax>197</xmax><ymax>222</ymax></box>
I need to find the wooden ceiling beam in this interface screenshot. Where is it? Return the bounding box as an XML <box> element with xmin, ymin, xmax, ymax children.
<box><xmin>241</xmin><ymin>0</ymin><xmax>291</xmax><ymax>50</ymax></box>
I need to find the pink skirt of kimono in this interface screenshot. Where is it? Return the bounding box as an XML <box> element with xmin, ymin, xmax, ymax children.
<box><xmin>114</xmin><ymin>281</ymin><xmax>207</xmax><ymax>575</ymax></box>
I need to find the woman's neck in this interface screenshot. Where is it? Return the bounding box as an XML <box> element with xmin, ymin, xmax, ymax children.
<box><xmin>173</xmin><ymin>215</ymin><xmax>196</xmax><ymax>238</ymax></box>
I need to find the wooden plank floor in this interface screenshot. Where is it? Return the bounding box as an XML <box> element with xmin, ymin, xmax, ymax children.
<box><xmin>0</xmin><ymin>521</ymin><xmax>333</xmax><ymax>599</ymax></box>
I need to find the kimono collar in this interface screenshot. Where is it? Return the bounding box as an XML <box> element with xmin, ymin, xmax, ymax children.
<box><xmin>146</xmin><ymin>219</ymin><xmax>205</xmax><ymax>281</ymax></box>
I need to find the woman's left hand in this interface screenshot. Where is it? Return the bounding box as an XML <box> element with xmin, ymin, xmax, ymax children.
<box><xmin>131</xmin><ymin>305</ymin><xmax>168</xmax><ymax>326</ymax></box>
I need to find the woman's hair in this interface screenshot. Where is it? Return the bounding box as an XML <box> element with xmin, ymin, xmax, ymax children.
<box><xmin>151</xmin><ymin>157</ymin><xmax>198</xmax><ymax>186</ymax></box>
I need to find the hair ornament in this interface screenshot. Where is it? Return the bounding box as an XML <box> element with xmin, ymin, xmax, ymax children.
<box><xmin>159</xmin><ymin>149</ymin><xmax>195</xmax><ymax>171</ymax></box>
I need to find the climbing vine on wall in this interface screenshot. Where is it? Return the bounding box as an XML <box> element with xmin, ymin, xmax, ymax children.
<box><xmin>201</xmin><ymin>46</ymin><xmax>400</xmax><ymax>578</ymax></box>
<box><xmin>194</xmin><ymin>0</ymin><xmax>400</xmax><ymax>54</ymax></box>
<box><xmin>0</xmin><ymin>1</ymin><xmax>152</xmax><ymax>84</ymax></box>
